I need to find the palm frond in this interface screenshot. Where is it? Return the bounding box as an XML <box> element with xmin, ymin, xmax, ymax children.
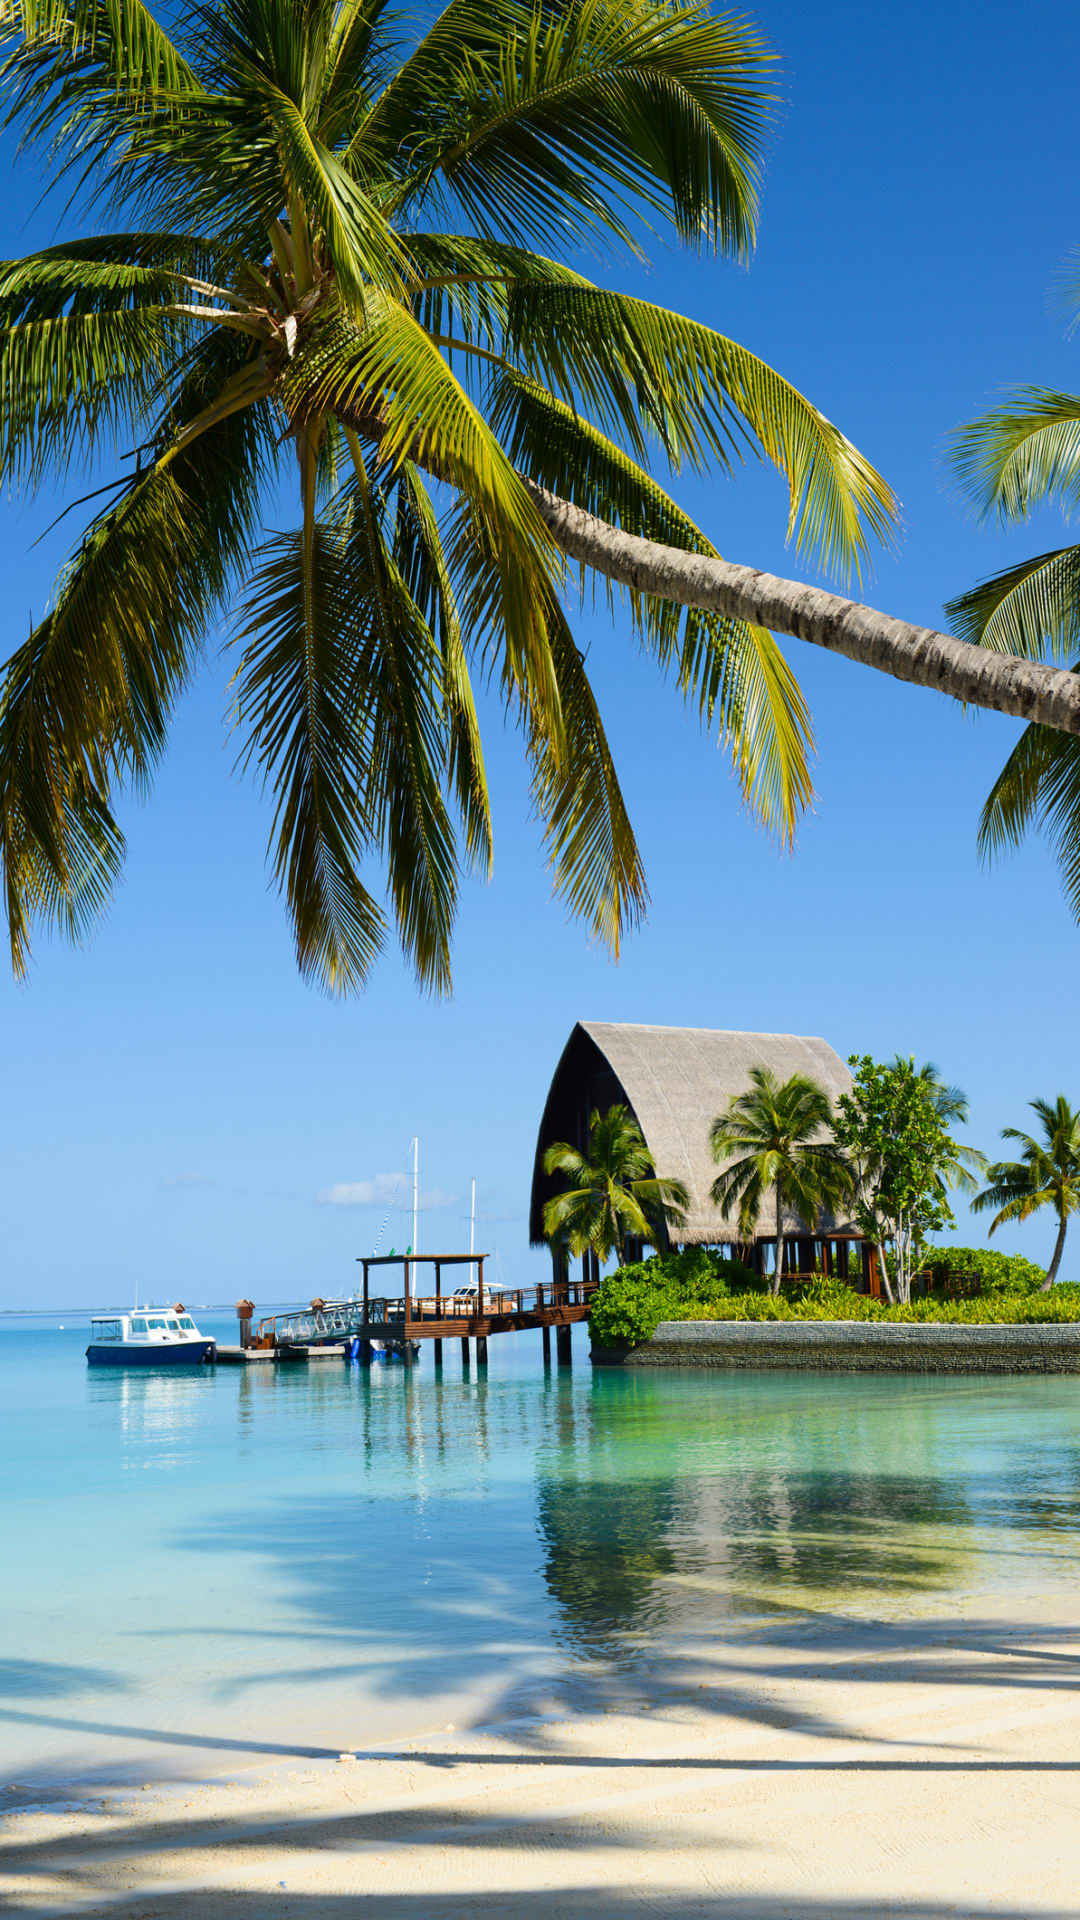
<box><xmin>503</xmin><ymin>285</ymin><xmax>897</xmax><ymax>576</ymax></box>
<box><xmin>947</xmin><ymin>388</ymin><xmax>1080</xmax><ymax>525</ymax></box>
<box><xmin>490</xmin><ymin>368</ymin><xmax>814</xmax><ymax>840</ymax></box>
<box><xmin>978</xmin><ymin>688</ymin><xmax>1080</xmax><ymax>918</ymax></box>
<box><xmin>945</xmin><ymin>546</ymin><xmax>1080</xmax><ymax>661</ymax></box>
<box><xmin>441</xmin><ymin>491</ymin><xmax>646</xmax><ymax>953</ymax></box>
<box><xmin>0</xmin><ymin>332</ymin><xmax>274</xmax><ymax>974</ymax></box>
<box><xmin>0</xmin><ymin>255</ymin><xmax>216</xmax><ymax>483</ymax></box>
<box><xmin>375</xmin><ymin>0</ymin><xmax>774</xmax><ymax>258</ymax></box>
<box><xmin>232</xmin><ymin>516</ymin><xmax>389</xmax><ymax>994</ymax></box>
<box><xmin>393</xmin><ymin>464</ymin><xmax>492</xmax><ymax>876</ymax></box>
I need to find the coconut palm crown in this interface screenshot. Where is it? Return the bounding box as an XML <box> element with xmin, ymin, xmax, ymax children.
<box><xmin>946</xmin><ymin>267</ymin><xmax>1080</xmax><ymax>924</ymax></box>
<box><xmin>972</xmin><ymin>1095</ymin><xmax>1080</xmax><ymax>1290</ymax></box>
<box><xmin>0</xmin><ymin>0</ymin><xmax>898</xmax><ymax>992</ymax></box>
<box><xmin>542</xmin><ymin>1104</ymin><xmax>688</xmax><ymax>1266</ymax></box>
<box><xmin>709</xmin><ymin>1065</ymin><xmax>851</xmax><ymax>1294</ymax></box>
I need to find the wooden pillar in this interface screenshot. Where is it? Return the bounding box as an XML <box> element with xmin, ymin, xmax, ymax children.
<box><xmin>542</xmin><ymin>1323</ymin><xmax>551</xmax><ymax>1364</ymax></box>
<box><xmin>556</xmin><ymin>1323</ymin><xmax>573</xmax><ymax>1365</ymax></box>
<box><xmin>433</xmin><ymin>1340</ymin><xmax>443</xmax><ymax>1365</ymax></box>
<box><xmin>477</xmin><ymin>1255</ymin><xmax>484</xmax><ymax>1319</ymax></box>
<box><xmin>362</xmin><ymin>1262</ymin><xmax>369</xmax><ymax>1326</ymax></box>
<box><xmin>358</xmin><ymin>1338</ymin><xmax>371</xmax><ymax>1366</ymax></box>
<box><xmin>461</xmin><ymin>1337</ymin><xmax>470</xmax><ymax>1366</ymax></box>
<box><xmin>476</xmin><ymin>1336</ymin><xmax>488</xmax><ymax>1364</ymax></box>
<box><xmin>867</xmin><ymin>1242</ymin><xmax>882</xmax><ymax>1299</ymax></box>
<box><xmin>434</xmin><ymin>1260</ymin><xmax>441</xmax><ymax>1319</ymax></box>
<box><xmin>403</xmin><ymin>1256</ymin><xmax>411</xmax><ymax>1333</ymax></box>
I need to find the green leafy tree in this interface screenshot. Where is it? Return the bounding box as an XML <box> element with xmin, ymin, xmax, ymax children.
<box><xmin>709</xmin><ymin>1067</ymin><xmax>851</xmax><ymax>1295</ymax></box>
<box><xmin>542</xmin><ymin>1105</ymin><xmax>688</xmax><ymax>1267</ymax></box>
<box><xmin>897</xmin><ymin>1057</ymin><xmax>985</xmax><ymax>1194</ymax></box>
<box><xmin>834</xmin><ymin>1055</ymin><xmax>979</xmax><ymax>1304</ymax></box>
<box><xmin>972</xmin><ymin>1096</ymin><xmax>1080</xmax><ymax>1290</ymax></box>
<box><xmin>0</xmin><ymin>0</ymin><xmax>900</xmax><ymax>994</ymax></box>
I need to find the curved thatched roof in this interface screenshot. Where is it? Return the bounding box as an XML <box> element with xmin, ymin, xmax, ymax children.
<box><xmin>529</xmin><ymin>1021</ymin><xmax>855</xmax><ymax>1247</ymax></box>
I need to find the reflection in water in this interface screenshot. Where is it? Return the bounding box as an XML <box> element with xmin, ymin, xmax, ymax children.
<box><xmin>534</xmin><ymin>1375</ymin><xmax>1004</xmax><ymax>1656</ymax></box>
<box><xmin>7</xmin><ymin>1332</ymin><xmax>1080</xmax><ymax>1788</ymax></box>
<box><xmin>537</xmin><ymin>1472</ymin><xmax>692</xmax><ymax>1655</ymax></box>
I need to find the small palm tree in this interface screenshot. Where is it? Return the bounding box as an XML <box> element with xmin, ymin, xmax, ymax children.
<box><xmin>972</xmin><ymin>1096</ymin><xmax>1080</xmax><ymax>1289</ymax></box>
<box><xmin>709</xmin><ymin>1067</ymin><xmax>851</xmax><ymax>1294</ymax></box>
<box><xmin>543</xmin><ymin>1106</ymin><xmax>687</xmax><ymax>1268</ymax></box>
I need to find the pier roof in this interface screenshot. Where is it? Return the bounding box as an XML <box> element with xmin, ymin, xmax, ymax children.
<box><xmin>529</xmin><ymin>1021</ymin><xmax>855</xmax><ymax>1247</ymax></box>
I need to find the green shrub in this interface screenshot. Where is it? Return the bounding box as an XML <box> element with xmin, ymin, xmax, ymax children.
<box><xmin>920</xmin><ymin>1245</ymin><xmax>1047</xmax><ymax>1294</ymax></box>
<box><xmin>587</xmin><ymin>1247</ymin><xmax>762</xmax><ymax>1348</ymax></box>
<box><xmin>589</xmin><ymin>1249</ymin><xmax>1080</xmax><ymax>1350</ymax></box>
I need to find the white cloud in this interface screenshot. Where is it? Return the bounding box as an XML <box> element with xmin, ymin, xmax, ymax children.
<box><xmin>159</xmin><ymin>1171</ymin><xmax>219</xmax><ymax>1190</ymax></box>
<box><xmin>318</xmin><ymin>1175</ymin><xmax>457</xmax><ymax>1209</ymax></box>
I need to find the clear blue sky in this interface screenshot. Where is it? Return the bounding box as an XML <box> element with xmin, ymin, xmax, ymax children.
<box><xmin>4</xmin><ymin>0</ymin><xmax>1080</xmax><ymax>1309</ymax></box>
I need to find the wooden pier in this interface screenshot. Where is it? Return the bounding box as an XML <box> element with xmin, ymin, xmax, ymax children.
<box><xmin>245</xmin><ymin>1254</ymin><xmax>598</xmax><ymax>1365</ymax></box>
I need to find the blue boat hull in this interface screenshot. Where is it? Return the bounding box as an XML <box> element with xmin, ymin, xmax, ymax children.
<box><xmin>86</xmin><ymin>1340</ymin><xmax>216</xmax><ymax>1367</ymax></box>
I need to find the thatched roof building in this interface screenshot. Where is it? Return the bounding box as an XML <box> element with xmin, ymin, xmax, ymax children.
<box><xmin>529</xmin><ymin>1021</ymin><xmax>856</xmax><ymax>1250</ymax></box>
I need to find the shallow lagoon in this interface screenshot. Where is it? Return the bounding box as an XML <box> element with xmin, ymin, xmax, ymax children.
<box><xmin>4</xmin><ymin>1320</ymin><xmax>1080</xmax><ymax>1795</ymax></box>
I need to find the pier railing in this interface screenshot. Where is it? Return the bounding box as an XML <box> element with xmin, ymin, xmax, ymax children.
<box><xmin>253</xmin><ymin>1275</ymin><xmax>597</xmax><ymax>1348</ymax></box>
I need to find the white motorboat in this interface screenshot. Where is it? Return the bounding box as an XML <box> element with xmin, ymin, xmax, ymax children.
<box><xmin>86</xmin><ymin>1308</ymin><xmax>215</xmax><ymax>1367</ymax></box>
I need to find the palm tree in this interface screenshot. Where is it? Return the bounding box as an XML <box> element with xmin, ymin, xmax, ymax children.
<box><xmin>944</xmin><ymin>288</ymin><xmax>1080</xmax><ymax>923</ymax></box>
<box><xmin>709</xmin><ymin>1067</ymin><xmax>851</xmax><ymax>1295</ymax></box>
<box><xmin>0</xmin><ymin>0</ymin><xmax>906</xmax><ymax>994</ymax></box>
<box><xmin>533</xmin><ymin>489</ymin><xmax>1080</xmax><ymax>738</ymax></box>
<box><xmin>972</xmin><ymin>1096</ymin><xmax>1080</xmax><ymax>1290</ymax></box>
<box><xmin>542</xmin><ymin>1106</ymin><xmax>688</xmax><ymax>1268</ymax></box>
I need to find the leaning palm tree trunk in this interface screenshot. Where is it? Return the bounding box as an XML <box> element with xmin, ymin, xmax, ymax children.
<box><xmin>774</xmin><ymin>1189</ymin><xmax>784</xmax><ymax>1298</ymax></box>
<box><xmin>526</xmin><ymin>487</ymin><xmax>1080</xmax><ymax>735</ymax></box>
<box><xmin>1044</xmin><ymin>1218</ymin><xmax>1068</xmax><ymax>1290</ymax></box>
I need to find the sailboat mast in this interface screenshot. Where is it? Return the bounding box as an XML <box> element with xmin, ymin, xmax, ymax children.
<box><xmin>412</xmin><ymin>1135</ymin><xmax>419</xmax><ymax>1257</ymax></box>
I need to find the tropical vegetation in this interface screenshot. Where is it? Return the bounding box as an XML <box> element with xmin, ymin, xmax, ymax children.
<box><xmin>973</xmin><ymin>1096</ymin><xmax>1080</xmax><ymax>1289</ymax></box>
<box><xmin>542</xmin><ymin>1103</ymin><xmax>688</xmax><ymax>1267</ymax></box>
<box><xmin>709</xmin><ymin>1066</ymin><xmax>851</xmax><ymax>1293</ymax></box>
<box><xmin>0</xmin><ymin>0</ymin><xmax>908</xmax><ymax>993</ymax></box>
<box><xmin>947</xmin><ymin>310</ymin><xmax>1080</xmax><ymax>923</ymax></box>
<box><xmin>587</xmin><ymin>1244</ymin><xmax>1080</xmax><ymax>1350</ymax></box>
<box><xmin>832</xmin><ymin>1054</ymin><xmax>982</xmax><ymax>1304</ymax></box>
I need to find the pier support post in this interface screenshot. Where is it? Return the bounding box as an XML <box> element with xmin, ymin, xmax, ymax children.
<box><xmin>476</xmin><ymin>1336</ymin><xmax>488</xmax><ymax>1365</ymax></box>
<box><xmin>542</xmin><ymin>1323</ymin><xmax>551</xmax><ymax>1365</ymax></box>
<box><xmin>556</xmin><ymin>1324</ymin><xmax>573</xmax><ymax>1366</ymax></box>
<box><xmin>461</xmin><ymin>1337</ymin><xmax>470</xmax><ymax>1367</ymax></box>
<box><xmin>358</xmin><ymin>1338</ymin><xmax>371</xmax><ymax>1367</ymax></box>
<box><xmin>433</xmin><ymin>1339</ymin><xmax>443</xmax><ymax>1366</ymax></box>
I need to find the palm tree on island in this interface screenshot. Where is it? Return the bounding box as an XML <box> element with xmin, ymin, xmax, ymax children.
<box><xmin>973</xmin><ymin>1096</ymin><xmax>1080</xmax><ymax>1290</ymax></box>
<box><xmin>0</xmin><ymin>0</ymin><xmax>903</xmax><ymax>993</ymax></box>
<box><xmin>709</xmin><ymin>1067</ymin><xmax>851</xmax><ymax>1294</ymax></box>
<box><xmin>543</xmin><ymin>1106</ymin><xmax>688</xmax><ymax>1270</ymax></box>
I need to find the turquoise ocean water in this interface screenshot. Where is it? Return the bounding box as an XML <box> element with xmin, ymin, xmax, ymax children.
<box><xmin>4</xmin><ymin>1320</ymin><xmax>1080</xmax><ymax>1797</ymax></box>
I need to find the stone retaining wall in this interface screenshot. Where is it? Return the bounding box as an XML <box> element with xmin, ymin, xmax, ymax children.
<box><xmin>591</xmin><ymin>1320</ymin><xmax>1080</xmax><ymax>1373</ymax></box>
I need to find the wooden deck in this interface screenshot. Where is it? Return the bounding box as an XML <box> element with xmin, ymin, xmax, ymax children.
<box><xmin>252</xmin><ymin>1276</ymin><xmax>597</xmax><ymax>1350</ymax></box>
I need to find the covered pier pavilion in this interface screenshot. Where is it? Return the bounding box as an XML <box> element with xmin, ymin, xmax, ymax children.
<box><xmin>529</xmin><ymin>1021</ymin><xmax>881</xmax><ymax>1291</ymax></box>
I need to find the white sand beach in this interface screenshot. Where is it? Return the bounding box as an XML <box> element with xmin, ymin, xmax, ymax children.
<box><xmin>4</xmin><ymin>1610</ymin><xmax>1080</xmax><ymax>1919</ymax></box>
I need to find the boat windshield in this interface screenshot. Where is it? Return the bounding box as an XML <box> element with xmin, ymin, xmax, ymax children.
<box><xmin>130</xmin><ymin>1318</ymin><xmax>148</xmax><ymax>1334</ymax></box>
<box><xmin>177</xmin><ymin>1316</ymin><xmax>197</xmax><ymax>1331</ymax></box>
<box><xmin>147</xmin><ymin>1318</ymin><xmax>168</xmax><ymax>1331</ymax></box>
<box><xmin>92</xmin><ymin>1320</ymin><xmax>122</xmax><ymax>1341</ymax></box>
